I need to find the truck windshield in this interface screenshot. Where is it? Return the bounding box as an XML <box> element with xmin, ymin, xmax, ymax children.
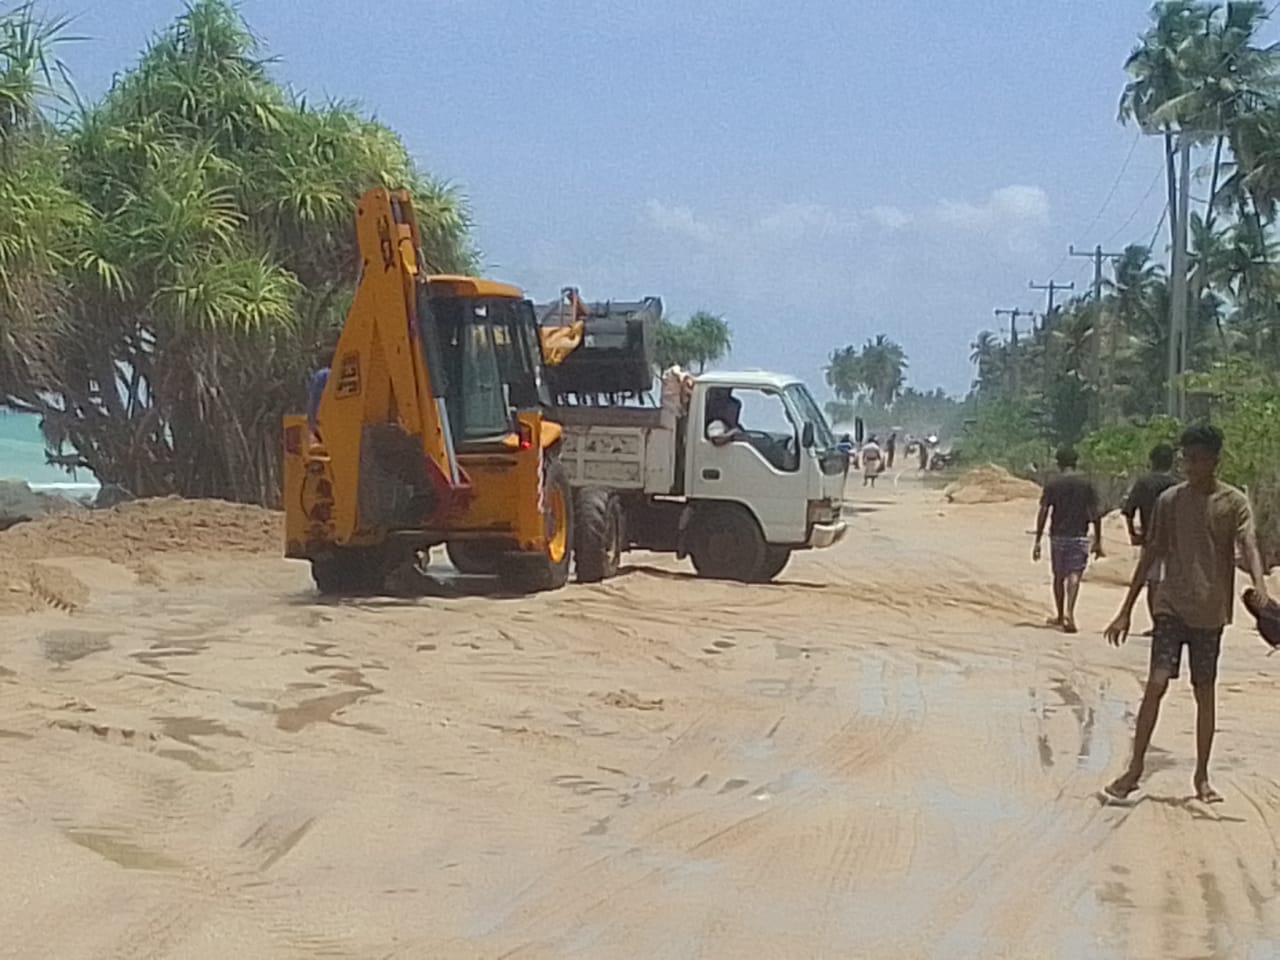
<box><xmin>784</xmin><ymin>383</ymin><xmax>836</xmax><ymax>449</ymax></box>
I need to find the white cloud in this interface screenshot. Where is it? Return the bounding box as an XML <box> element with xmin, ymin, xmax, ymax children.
<box><xmin>933</xmin><ymin>185</ymin><xmax>1050</xmax><ymax>233</ymax></box>
<box><xmin>642</xmin><ymin>200</ymin><xmax>717</xmax><ymax>244</ymax></box>
<box><xmin>868</xmin><ymin>205</ymin><xmax>912</xmax><ymax>230</ymax></box>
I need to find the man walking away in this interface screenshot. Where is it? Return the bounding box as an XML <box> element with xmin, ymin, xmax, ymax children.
<box><xmin>1033</xmin><ymin>446</ymin><xmax>1103</xmax><ymax>634</ymax></box>
<box><xmin>1121</xmin><ymin>443</ymin><xmax>1179</xmax><ymax>632</ymax></box>
<box><xmin>1103</xmin><ymin>425</ymin><xmax>1269</xmax><ymax>805</ymax></box>
<box><xmin>886</xmin><ymin>432</ymin><xmax>897</xmax><ymax>469</ymax></box>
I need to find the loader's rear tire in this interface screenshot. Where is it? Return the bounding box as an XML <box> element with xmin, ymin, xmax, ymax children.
<box><xmin>574</xmin><ymin>487</ymin><xmax>623</xmax><ymax>583</ymax></box>
<box><xmin>498</xmin><ymin>458</ymin><xmax>574</xmax><ymax>593</ymax></box>
<box><xmin>689</xmin><ymin>504</ymin><xmax>766</xmax><ymax>582</ymax></box>
<box><xmin>446</xmin><ymin>541</ymin><xmax>504</xmax><ymax>576</ymax></box>
<box><xmin>753</xmin><ymin>546</ymin><xmax>792</xmax><ymax>582</ymax></box>
<box><xmin>311</xmin><ymin>547</ymin><xmax>388</xmax><ymax>596</ymax></box>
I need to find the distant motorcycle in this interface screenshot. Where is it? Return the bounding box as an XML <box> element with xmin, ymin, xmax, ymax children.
<box><xmin>928</xmin><ymin>451</ymin><xmax>956</xmax><ymax>471</ymax></box>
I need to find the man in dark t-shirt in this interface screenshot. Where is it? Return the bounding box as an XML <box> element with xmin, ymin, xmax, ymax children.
<box><xmin>1121</xmin><ymin>443</ymin><xmax>1179</xmax><ymax>629</ymax></box>
<box><xmin>1033</xmin><ymin>446</ymin><xmax>1103</xmax><ymax>633</ymax></box>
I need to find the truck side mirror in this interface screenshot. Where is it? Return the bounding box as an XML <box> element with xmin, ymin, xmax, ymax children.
<box><xmin>801</xmin><ymin>422</ymin><xmax>815</xmax><ymax>449</ymax></box>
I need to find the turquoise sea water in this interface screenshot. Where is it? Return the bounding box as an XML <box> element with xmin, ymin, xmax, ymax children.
<box><xmin>0</xmin><ymin>411</ymin><xmax>100</xmax><ymax>493</ymax></box>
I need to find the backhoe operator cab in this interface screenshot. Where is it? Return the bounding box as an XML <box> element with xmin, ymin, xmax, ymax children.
<box><xmin>283</xmin><ymin>188</ymin><xmax>572</xmax><ymax>595</ymax></box>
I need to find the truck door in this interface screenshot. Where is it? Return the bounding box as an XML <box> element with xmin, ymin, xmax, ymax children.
<box><xmin>687</xmin><ymin>386</ymin><xmax>809</xmax><ymax>543</ymax></box>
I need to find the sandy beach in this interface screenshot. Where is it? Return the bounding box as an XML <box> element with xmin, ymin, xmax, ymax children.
<box><xmin>3</xmin><ymin>474</ymin><xmax>1280</xmax><ymax>959</ymax></box>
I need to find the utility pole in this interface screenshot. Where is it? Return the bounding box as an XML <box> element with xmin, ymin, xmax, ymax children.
<box><xmin>1070</xmin><ymin>243</ymin><xmax>1125</xmax><ymax>425</ymax></box>
<box><xmin>1168</xmin><ymin>136</ymin><xmax>1192</xmax><ymax>420</ymax></box>
<box><xmin>1028</xmin><ymin>279</ymin><xmax>1074</xmax><ymax>329</ymax></box>
<box><xmin>994</xmin><ymin>307</ymin><xmax>1036</xmax><ymax>396</ymax></box>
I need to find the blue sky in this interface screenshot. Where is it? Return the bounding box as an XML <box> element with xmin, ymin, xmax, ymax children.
<box><xmin>57</xmin><ymin>0</ymin><xmax>1229</xmax><ymax>397</ymax></box>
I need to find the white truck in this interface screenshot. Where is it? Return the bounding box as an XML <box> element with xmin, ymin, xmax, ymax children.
<box><xmin>554</xmin><ymin>369</ymin><xmax>850</xmax><ymax>582</ymax></box>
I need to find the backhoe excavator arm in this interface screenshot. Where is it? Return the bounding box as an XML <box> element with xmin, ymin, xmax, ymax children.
<box><xmin>291</xmin><ymin>188</ymin><xmax>468</xmax><ymax>549</ymax></box>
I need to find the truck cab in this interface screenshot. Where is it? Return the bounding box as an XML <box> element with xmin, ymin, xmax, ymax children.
<box><xmin>686</xmin><ymin>371</ymin><xmax>847</xmax><ymax>550</ymax></box>
<box><xmin>555</xmin><ymin>367</ymin><xmax>848</xmax><ymax>583</ymax></box>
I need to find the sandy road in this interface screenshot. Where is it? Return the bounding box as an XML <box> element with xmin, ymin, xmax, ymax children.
<box><xmin>4</xmin><ymin>478</ymin><xmax>1280</xmax><ymax>959</ymax></box>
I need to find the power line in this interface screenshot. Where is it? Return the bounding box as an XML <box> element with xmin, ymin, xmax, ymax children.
<box><xmin>1105</xmin><ymin>166</ymin><xmax>1163</xmax><ymax>246</ymax></box>
<box><xmin>1045</xmin><ymin>130</ymin><xmax>1143</xmax><ymax>278</ymax></box>
<box><xmin>1147</xmin><ymin>203</ymin><xmax>1170</xmax><ymax>252</ymax></box>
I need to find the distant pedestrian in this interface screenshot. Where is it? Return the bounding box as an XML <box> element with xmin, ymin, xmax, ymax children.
<box><xmin>918</xmin><ymin>440</ymin><xmax>929</xmax><ymax>471</ymax></box>
<box><xmin>1033</xmin><ymin>446</ymin><xmax>1103</xmax><ymax>634</ymax></box>
<box><xmin>1103</xmin><ymin>424</ymin><xmax>1270</xmax><ymax>805</ymax></box>
<box><xmin>886</xmin><ymin>432</ymin><xmax>898</xmax><ymax>469</ymax></box>
<box><xmin>1120</xmin><ymin>443</ymin><xmax>1179</xmax><ymax>633</ymax></box>
<box><xmin>861</xmin><ymin>436</ymin><xmax>883</xmax><ymax>487</ymax></box>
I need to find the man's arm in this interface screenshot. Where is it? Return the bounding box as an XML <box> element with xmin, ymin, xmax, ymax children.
<box><xmin>1238</xmin><ymin>497</ymin><xmax>1269</xmax><ymax>600</ymax></box>
<box><xmin>1106</xmin><ymin>495</ymin><xmax>1168</xmax><ymax>645</ymax></box>
<box><xmin>1091</xmin><ymin>483</ymin><xmax>1105</xmax><ymax>557</ymax></box>
<box><xmin>1121</xmin><ymin>486</ymin><xmax>1142</xmax><ymax>544</ymax></box>
<box><xmin>1033</xmin><ymin>499</ymin><xmax>1050</xmax><ymax>561</ymax></box>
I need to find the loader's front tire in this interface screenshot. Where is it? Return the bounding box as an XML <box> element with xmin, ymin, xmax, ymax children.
<box><xmin>499</xmin><ymin>458</ymin><xmax>573</xmax><ymax>593</ymax></box>
<box><xmin>446</xmin><ymin>540</ymin><xmax>504</xmax><ymax>575</ymax></box>
<box><xmin>574</xmin><ymin>487</ymin><xmax>623</xmax><ymax>583</ymax></box>
<box><xmin>310</xmin><ymin>547</ymin><xmax>388</xmax><ymax>596</ymax></box>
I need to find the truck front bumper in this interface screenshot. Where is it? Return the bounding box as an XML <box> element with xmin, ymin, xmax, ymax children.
<box><xmin>807</xmin><ymin>520</ymin><xmax>847</xmax><ymax>549</ymax></box>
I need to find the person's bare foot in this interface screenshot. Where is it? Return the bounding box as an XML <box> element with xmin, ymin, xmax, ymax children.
<box><xmin>1195</xmin><ymin>779</ymin><xmax>1224</xmax><ymax>804</ymax></box>
<box><xmin>1063</xmin><ymin>619</ymin><xmax>1079</xmax><ymax>635</ymax></box>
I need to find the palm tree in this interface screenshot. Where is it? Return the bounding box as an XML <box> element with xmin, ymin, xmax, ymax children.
<box><xmin>858</xmin><ymin>334</ymin><xmax>907</xmax><ymax>408</ymax></box>
<box><xmin>1119</xmin><ymin>1</ymin><xmax>1214</xmax><ymax>248</ymax></box>
<box><xmin>825</xmin><ymin>344</ymin><xmax>863</xmax><ymax>403</ymax></box>
<box><xmin>683</xmin><ymin>311</ymin><xmax>732</xmax><ymax>372</ymax></box>
<box><xmin>969</xmin><ymin>330</ymin><xmax>1005</xmax><ymax>394</ymax></box>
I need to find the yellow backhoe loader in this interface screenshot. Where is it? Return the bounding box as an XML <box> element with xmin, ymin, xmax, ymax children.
<box><xmin>282</xmin><ymin>187</ymin><xmax>573</xmax><ymax>594</ymax></box>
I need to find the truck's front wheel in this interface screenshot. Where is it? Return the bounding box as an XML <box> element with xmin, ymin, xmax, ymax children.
<box><xmin>689</xmin><ymin>504</ymin><xmax>765</xmax><ymax>582</ymax></box>
<box><xmin>754</xmin><ymin>546</ymin><xmax>791</xmax><ymax>582</ymax></box>
<box><xmin>574</xmin><ymin>487</ymin><xmax>624</xmax><ymax>583</ymax></box>
<box><xmin>311</xmin><ymin>547</ymin><xmax>388</xmax><ymax>596</ymax></box>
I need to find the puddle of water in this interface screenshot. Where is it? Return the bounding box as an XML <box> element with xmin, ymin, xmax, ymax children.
<box><xmin>858</xmin><ymin>656</ymin><xmax>887</xmax><ymax>718</ymax></box>
<box><xmin>154</xmin><ymin>715</ymin><xmax>244</xmax><ymax>747</ymax></box>
<box><xmin>131</xmin><ymin>634</ymin><xmax>215</xmax><ymax>670</ymax></box>
<box><xmin>275</xmin><ymin>688</ymin><xmax>380</xmax><ymax>733</ymax></box>
<box><xmin>304</xmin><ymin>664</ymin><xmax>372</xmax><ymax>688</ymax></box>
<box><xmin>63</xmin><ymin>828</ymin><xmax>182</xmax><ymax>870</ymax></box>
<box><xmin>157</xmin><ymin>748</ymin><xmax>228</xmax><ymax>772</ymax></box>
<box><xmin>39</xmin><ymin>630</ymin><xmax>113</xmax><ymax>666</ymax></box>
<box><xmin>774</xmin><ymin>642</ymin><xmax>812</xmax><ymax>660</ymax></box>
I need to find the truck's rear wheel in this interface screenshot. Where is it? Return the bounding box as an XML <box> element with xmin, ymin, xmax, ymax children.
<box><xmin>311</xmin><ymin>547</ymin><xmax>388</xmax><ymax>596</ymax></box>
<box><xmin>574</xmin><ymin>487</ymin><xmax>624</xmax><ymax>583</ymax></box>
<box><xmin>689</xmin><ymin>504</ymin><xmax>765</xmax><ymax>582</ymax></box>
<box><xmin>446</xmin><ymin>541</ymin><xmax>504</xmax><ymax>575</ymax></box>
<box><xmin>753</xmin><ymin>546</ymin><xmax>792</xmax><ymax>582</ymax></box>
<box><xmin>499</xmin><ymin>458</ymin><xmax>574</xmax><ymax>593</ymax></box>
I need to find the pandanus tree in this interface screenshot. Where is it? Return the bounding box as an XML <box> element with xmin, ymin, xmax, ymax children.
<box><xmin>19</xmin><ymin>0</ymin><xmax>475</xmax><ymax>504</ymax></box>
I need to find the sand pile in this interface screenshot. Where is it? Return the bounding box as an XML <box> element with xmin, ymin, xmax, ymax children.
<box><xmin>0</xmin><ymin>558</ymin><xmax>89</xmax><ymax>614</ymax></box>
<box><xmin>0</xmin><ymin>497</ymin><xmax>283</xmax><ymax>564</ymax></box>
<box><xmin>943</xmin><ymin>464</ymin><xmax>1041</xmax><ymax>505</ymax></box>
